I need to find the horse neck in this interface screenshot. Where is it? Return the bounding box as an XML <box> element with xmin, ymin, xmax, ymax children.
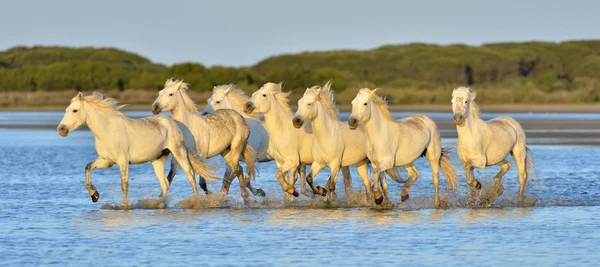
<box><xmin>363</xmin><ymin>105</ymin><xmax>391</xmax><ymax>138</ymax></box>
<box><xmin>311</xmin><ymin>102</ymin><xmax>339</xmax><ymax>142</ymax></box>
<box><xmin>171</xmin><ymin>97</ymin><xmax>197</xmax><ymax>125</ymax></box>
<box><xmin>85</xmin><ymin>103</ymin><xmax>119</xmax><ymax>140</ymax></box>
<box><xmin>263</xmin><ymin>99</ymin><xmax>293</xmax><ymax>134</ymax></box>
<box><xmin>457</xmin><ymin>105</ymin><xmax>485</xmax><ymax>138</ymax></box>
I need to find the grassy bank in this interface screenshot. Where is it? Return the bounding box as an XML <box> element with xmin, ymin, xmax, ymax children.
<box><xmin>1</xmin><ymin>40</ymin><xmax>600</xmax><ymax>106</ymax></box>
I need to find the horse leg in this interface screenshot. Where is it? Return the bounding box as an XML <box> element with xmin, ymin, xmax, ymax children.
<box><xmin>84</xmin><ymin>158</ymin><xmax>113</xmax><ymax>203</ymax></box>
<box><xmin>220</xmin><ymin>165</ymin><xmax>233</xmax><ymax>193</ymax></box>
<box><xmin>236</xmin><ymin>164</ymin><xmax>250</xmax><ymax>204</ymax></box>
<box><xmin>166</xmin><ymin>157</ymin><xmax>180</xmax><ymax>186</ymax></box>
<box><xmin>494</xmin><ymin>159</ymin><xmax>511</xmax><ymax>198</ymax></box>
<box><xmin>379</xmin><ymin>173</ymin><xmax>390</xmax><ymax>202</ymax></box>
<box><xmin>170</xmin><ymin>148</ymin><xmax>200</xmax><ymax>198</ymax></box>
<box><xmin>372</xmin><ymin>167</ymin><xmax>383</xmax><ymax>205</ymax></box>
<box><xmin>463</xmin><ymin>162</ymin><xmax>480</xmax><ymax>190</ymax></box>
<box><xmin>245</xmin><ymin>172</ymin><xmax>266</xmax><ymax>197</ymax></box>
<box><xmin>307</xmin><ymin>162</ymin><xmax>327</xmax><ymax>196</ymax></box>
<box><xmin>275</xmin><ymin>162</ymin><xmax>299</xmax><ymax>198</ymax></box>
<box><xmin>326</xmin><ymin>164</ymin><xmax>342</xmax><ymax>200</ymax></box>
<box><xmin>151</xmin><ymin>154</ymin><xmax>170</xmax><ymax>200</ymax></box>
<box><xmin>400</xmin><ymin>165</ymin><xmax>420</xmax><ymax>203</ymax></box>
<box><xmin>118</xmin><ymin>163</ymin><xmax>131</xmax><ymax>208</ymax></box>
<box><xmin>356</xmin><ymin>161</ymin><xmax>373</xmax><ymax>199</ymax></box>
<box><xmin>298</xmin><ymin>165</ymin><xmax>311</xmax><ymax>197</ymax></box>
<box><xmin>512</xmin><ymin>149</ymin><xmax>528</xmax><ymax>203</ymax></box>
<box><xmin>341</xmin><ymin>166</ymin><xmax>352</xmax><ymax>196</ymax></box>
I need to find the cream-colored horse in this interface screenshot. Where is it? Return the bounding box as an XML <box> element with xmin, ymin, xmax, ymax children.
<box><xmin>202</xmin><ymin>84</ymin><xmax>271</xmax><ymax>162</ymax></box>
<box><xmin>152</xmin><ymin>79</ymin><xmax>257</xmax><ymax>203</ymax></box>
<box><xmin>243</xmin><ymin>82</ymin><xmax>352</xmax><ymax>199</ymax></box>
<box><xmin>57</xmin><ymin>92</ymin><xmax>218</xmax><ymax>206</ymax></box>
<box><xmin>451</xmin><ymin>86</ymin><xmax>535</xmax><ymax>204</ymax></box>
<box><xmin>292</xmin><ymin>82</ymin><xmax>404</xmax><ymax>200</ymax></box>
<box><xmin>349</xmin><ymin>88</ymin><xmax>458</xmax><ymax>207</ymax></box>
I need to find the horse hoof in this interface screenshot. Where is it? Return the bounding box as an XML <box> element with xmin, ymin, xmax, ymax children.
<box><xmin>317</xmin><ymin>186</ymin><xmax>328</xmax><ymax>196</ymax></box>
<box><xmin>475</xmin><ymin>181</ymin><xmax>482</xmax><ymax>190</ymax></box>
<box><xmin>401</xmin><ymin>194</ymin><xmax>409</xmax><ymax>202</ymax></box>
<box><xmin>256</xmin><ymin>188</ymin><xmax>266</xmax><ymax>197</ymax></box>
<box><xmin>91</xmin><ymin>191</ymin><xmax>100</xmax><ymax>203</ymax></box>
<box><xmin>292</xmin><ymin>189</ymin><xmax>299</xmax><ymax>197</ymax></box>
<box><xmin>375</xmin><ymin>196</ymin><xmax>383</xmax><ymax>205</ymax></box>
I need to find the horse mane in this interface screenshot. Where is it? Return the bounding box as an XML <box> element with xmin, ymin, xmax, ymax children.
<box><xmin>77</xmin><ymin>92</ymin><xmax>126</xmax><ymax>115</ymax></box>
<box><xmin>262</xmin><ymin>82</ymin><xmax>292</xmax><ymax>114</ymax></box>
<box><xmin>453</xmin><ymin>86</ymin><xmax>481</xmax><ymax>119</ymax></box>
<box><xmin>213</xmin><ymin>84</ymin><xmax>260</xmax><ymax>120</ymax></box>
<box><xmin>363</xmin><ymin>88</ymin><xmax>394</xmax><ymax>121</ymax></box>
<box><xmin>307</xmin><ymin>81</ymin><xmax>339</xmax><ymax>120</ymax></box>
<box><xmin>166</xmin><ymin>78</ymin><xmax>198</xmax><ymax>113</ymax></box>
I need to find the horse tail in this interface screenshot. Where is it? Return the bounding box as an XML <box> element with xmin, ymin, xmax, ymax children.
<box><xmin>242</xmin><ymin>145</ymin><xmax>257</xmax><ymax>182</ymax></box>
<box><xmin>525</xmin><ymin>147</ymin><xmax>539</xmax><ymax>182</ymax></box>
<box><xmin>387</xmin><ymin>167</ymin><xmax>407</xmax><ymax>183</ymax></box>
<box><xmin>439</xmin><ymin>146</ymin><xmax>459</xmax><ymax>189</ymax></box>
<box><xmin>187</xmin><ymin>151</ymin><xmax>220</xmax><ymax>181</ymax></box>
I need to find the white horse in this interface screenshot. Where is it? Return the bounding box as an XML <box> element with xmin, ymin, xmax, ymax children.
<box><xmin>243</xmin><ymin>82</ymin><xmax>352</xmax><ymax>199</ymax></box>
<box><xmin>349</xmin><ymin>88</ymin><xmax>458</xmax><ymax>207</ymax></box>
<box><xmin>292</xmin><ymin>82</ymin><xmax>404</xmax><ymax>200</ymax></box>
<box><xmin>152</xmin><ymin>79</ymin><xmax>258</xmax><ymax>203</ymax></box>
<box><xmin>202</xmin><ymin>84</ymin><xmax>271</xmax><ymax>162</ymax></box>
<box><xmin>451</xmin><ymin>86</ymin><xmax>536</xmax><ymax>204</ymax></box>
<box><xmin>57</xmin><ymin>92</ymin><xmax>218</xmax><ymax>206</ymax></box>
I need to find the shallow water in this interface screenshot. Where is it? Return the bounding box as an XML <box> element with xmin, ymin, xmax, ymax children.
<box><xmin>1</xmin><ymin>112</ymin><xmax>600</xmax><ymax>266</ymax></box>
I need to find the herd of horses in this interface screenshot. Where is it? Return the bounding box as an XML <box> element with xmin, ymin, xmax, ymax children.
<box><xmin>56</xmin><ymin>79</ymin><xmax>536</xmax><ymax>208</ymax></box>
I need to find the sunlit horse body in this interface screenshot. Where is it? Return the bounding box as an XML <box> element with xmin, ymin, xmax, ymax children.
<box><xmin>152</xmin><ymin>79</ymin><xmax>258</xmax><ymax>203</ymax></box>
<box><xmin>349</xmin><ymin>89</ymin><xmax>458</xmax><ymax>207</ymax></box>
<box><xmin>57</xmin><ymin>92</ymin><xmax>218</xmax><ymax>206</ymax></box>
<box><xmin>203</xmin><ymin>84</ymin><xmax>271</xmax><ymax>162</ymax></box>
<box><xmin>451</xmin><ymin>86</ymin><xmax>536</xmax><ymax>204</ymax></box>
<box><xmin>243</xmin><ymin>82</ymin><xmax>352</xmax><ymax>199</ymax></box>
<box><xmin>292</xmin><ymin>82</ymin><xmax>404</xmax><ymax>200</ymax></box>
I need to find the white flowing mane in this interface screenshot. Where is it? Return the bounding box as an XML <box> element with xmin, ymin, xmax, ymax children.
<box><xmin>307</xmin><ymin>81</ymin><xmax>339</xmax><ymax>120</ymax></box>
<box><xmin>361</xmin><ymin>88</ymin><xmax>393</xmax><ymax>121</ymax></box>
<box><xmin>166</xmin><ymin>78</ymin><xmax>198</xmax><ymax>113</ymax></box>
<box><xmin>76</xmin><ymin>92</ymin><xmax>126</xmax><ymax>115</ymax></box>
<box><xmin>214</xmin><ymin>84</ymin><xmax>260</xmax><ymax>120</ymax></box>
<box><xmin>262</xmin><ymin>82</ymin><xmax>292</xmax><ymax>114</ymax></box>
<box><xmin>453</xmin><ymin>86</ymin><xmax>481</xmax><ymax>119</ymax></box>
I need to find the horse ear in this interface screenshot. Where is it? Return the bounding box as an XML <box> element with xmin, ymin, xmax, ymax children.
<box><xmin>469</xmin><ymin>91</ymin><xmax>477</xmax><ymax>101</ymax></box>
<box><xmin>76</xmin><ymin>91</ymin><xmax>83</xmax><ymax>101</ymax></box>
<box><xmin>303</xmin><ymin>88</ymin><xmax>310</xmax><ymax>96</ymax></box>
<box><xmin>177</xmin><ymin>80</ymin><xmax>186</xmax><ymax>91</ymax></box>
<box><xmin>223</xmin><ymin>85</ymin><xmax>232</xmax><ymax>94</ymax></box>
<box><xmin>370</xmin><ymin>88</ymin><xmax>379</xmax><ymax>96</ymax></box>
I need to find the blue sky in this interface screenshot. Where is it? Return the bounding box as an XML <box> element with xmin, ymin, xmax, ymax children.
<box><xmin>1</xmin><ymin>0</ymin><xmax>598</xmax><ymax>66</ymax></box>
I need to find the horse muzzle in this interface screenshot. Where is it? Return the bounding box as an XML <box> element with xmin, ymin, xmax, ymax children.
<box><xmin>243</xmin><ymin>102</ymin><xmax>255</xmax><ymax>114</ymax></box>
<box><xmin>453</xmin><ymin>114</ymin><xmax>464</xmax><ymax>125</ymax></box>
<box><xmin>57</xmin><ymin>125</ymin><xmax>69</xmax><ymax>137</ymax></box>
<box><xmin>200</xmin><ymin>111</ymin><xmax>208</xmax><ymax>116</ymax></box>
<box><xmin>348</xmin><ymin>117</ymin><xmax>359</xmax><ymax>130</ymax></box>
<box><xmin>152</xmin><ymin>103</ymin><xmax>162</xmax><ymax>115</ymax></box>
<box><xmin>292</xmin><ymin>117</ymin><xmax>304</xmax><ymax>128</ymax></box>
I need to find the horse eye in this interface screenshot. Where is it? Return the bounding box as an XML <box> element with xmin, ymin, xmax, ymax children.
<box><xmin>262</xmin><ymin>94</ymin><xmax>267</xmax><ymax>97</ymax></box>
<box><xmin>73</xmin><ymin>109</ymin><xmax>78</xmax><ymax>113</ymax></box>
<box><xmin>216</xmin><ymin>101</ymin><xmax>220</xmax><ymax>104</ymax></box>
<box><xmin>363</xmin><ymin>103</ymin><xmax>367</xmax><ymax>106</ymax></box>
<box><xmin>307</xmin><ymin>103</ymin><xmax>311</xmax><ymax>106</ymax></box>
<box><xmin>464</xmin><ymin>101</ymin><xmax>467</xmax><ymax>104</ymax></box>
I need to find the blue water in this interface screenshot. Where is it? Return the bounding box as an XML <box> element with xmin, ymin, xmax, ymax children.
<box><xmin>1</xmin><ymin>112</ymin><xmax>600</xmax><ymax>266</ymax></box>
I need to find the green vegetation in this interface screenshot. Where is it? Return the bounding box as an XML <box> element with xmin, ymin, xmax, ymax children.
<box><xmin>2</xmin><ymin>41</ymin><xmax>600</xmax><ymax>105</ymax></box>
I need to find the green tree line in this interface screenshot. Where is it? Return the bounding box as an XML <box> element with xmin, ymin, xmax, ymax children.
<box><xmin>1</xmin><ymin>41</ymin><xmax>600</xmax><ymax>104</ymax></box>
